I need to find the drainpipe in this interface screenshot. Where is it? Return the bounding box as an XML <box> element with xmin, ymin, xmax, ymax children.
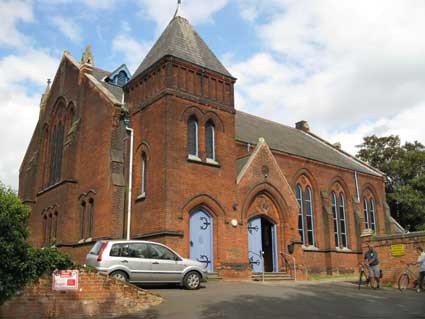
<box><xmin>354</xmin><ymin>170</ymin><xmax>360</xmax><ymax>201</ymax></box>
<box><xmin>126</xmin><ymin>125</ymin><xmax>134</xmax><ymax>240</ymax></box>
<box><xmin>122</xmin><ymin>94</ymin><xmax>134</xmax><ymax>241</ymax></box>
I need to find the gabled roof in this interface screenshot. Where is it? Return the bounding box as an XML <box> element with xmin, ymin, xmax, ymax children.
<box><xmin>132</xmin><ymin>16</ymin><xmax>232</xmax><ymax>79</ymax></box>
<box><xmin>235</xmin><ymin>111</ymin><xmax>383</xmax><ymax>177</ymax></box>
<box><xmin>92</xmin><ymin>67</ymin><xmax>124</xmax><ymax>102</ymax></box>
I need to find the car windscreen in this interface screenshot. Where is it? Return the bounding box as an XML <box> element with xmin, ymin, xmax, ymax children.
<box><xmin>89</xmin><ymin>241</ymin><xmax>105</xmax><ymax>255</ymax></box>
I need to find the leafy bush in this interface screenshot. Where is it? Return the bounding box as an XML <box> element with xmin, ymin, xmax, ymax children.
<box><xmin>0</xmin><ymin>183</ymin><xmax>32</xmax><ymax>304</ymax></box>
<box><xmin>27</xmin><ymin>246</ymin><xmax>75</xmax><ymax>280</ymax></box>
<box><xmin>0</xmin><ymin>183</ymin><xmax>74</xmax><ymax>304</ymax></box>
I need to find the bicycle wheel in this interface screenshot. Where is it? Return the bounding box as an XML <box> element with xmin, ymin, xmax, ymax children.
<box><xmin>358</xmin><ymin>271</ymin><xmax>368</xmax><ymax>289</ymax></box>
<box><xmin>369</xmin><ymin>276</ymin><xmax>378</xmax><ymax>289</ymax></box>
<box><xmin>398</xmin><ymin>274</ymin><xmax>409</xmax><ymax>291</ymax></box>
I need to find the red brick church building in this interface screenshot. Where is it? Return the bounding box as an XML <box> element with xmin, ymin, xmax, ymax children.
<box><xmin>19</xmin><ymin>15</ymin><xmax>396</xmax><ymax>279</ymax></box>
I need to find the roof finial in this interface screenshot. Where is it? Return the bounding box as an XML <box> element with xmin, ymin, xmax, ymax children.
<box><xmin>46</xmin><ymin>78</ymin><xmax>51</xmax><ymax>91</ymax></box>
<box><xmin>173</xmin><ymin>0</ymin><xmax>181</xmax><ymax>18</ymax></box>
<box><xmin>81</xmin><ymin>44</ymin><xmax>94</xmax><ymax>66</ymax></box>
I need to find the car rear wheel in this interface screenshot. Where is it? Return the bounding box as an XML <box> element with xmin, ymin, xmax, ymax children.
<box><xmin>184</xmin><ymin>271</ymin><xmax>201</xmax><ymax>290</ymax></box>
<box><xmin>110</xmin><ymin>270</ymin><xmax>128</xmax><ymax>282</ymax></box>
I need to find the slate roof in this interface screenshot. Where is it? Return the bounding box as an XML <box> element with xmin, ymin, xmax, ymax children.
<box><xmin>235</xmin><ymin>111</ymin><xmax>382</xmax><ymax>176</ymax></box>
<box><xmin>236</xmin><ymin>155</ymin><xmax>250</xmax><ymax>175</ymax></box>
<box><xmin>132</xmin><ymin>16</ymin><xmax>232</xmax><ymax>79</ymax></box>
<box><xmin>92</xmin><ymin>67</ymin><xmax>124</xmax><ymax>102</ymax></box>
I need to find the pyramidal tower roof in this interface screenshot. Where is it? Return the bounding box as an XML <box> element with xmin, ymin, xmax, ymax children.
<box><xmin>132</xmin><ymin>16</ymin><xmax>233</xmax><ymax>79</ymax></box>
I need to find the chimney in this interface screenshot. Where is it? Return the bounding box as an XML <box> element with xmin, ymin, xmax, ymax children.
<box><xmin>333</xmin><ymin>142</ymin><xmax>341</xmax><ymax>149</ymax></box>
<box><xmin>295</xmin><ymin>120</ymin><xmax>310</xmax><ymax>132</ymax></box>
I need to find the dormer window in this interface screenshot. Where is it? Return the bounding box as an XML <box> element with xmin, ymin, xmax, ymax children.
<box><xmin>104</xmin><ymin>65</ymin><xmax>131</xmax><ymax>87</ymax></box>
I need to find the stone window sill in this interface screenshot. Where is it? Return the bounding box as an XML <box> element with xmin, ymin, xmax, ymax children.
<box><xmin>206</xmin><ymin>158</ymin><xmax>220</xmax><ymax>166</ymax></box>
<box><xmin>336</xmin><ymin>247</ymin><xmax>352</xmax><ymax>252</ymax></box>
<box><xmin>187</xmin><ymin>155</ymin><xmax>221</xmax><ymax>167</ymax></box>
<box><xmin>187</xmin><ymin>154</ymin><xmax>202</xmax><ymax>162</ymax></box>
<box><xmin>78</xmin><ymin>238</ymin><xmax>93</xmax><ymax>244</ymax></box>
<box><xmin>136</xmin><ymin>192</ymin><xmax>146</xmax><ymax>202</ymax></box>
<box><xmin>302</xmin><ymin>245</ymin><xmax>319</xmax><ymax>251</ymax></box>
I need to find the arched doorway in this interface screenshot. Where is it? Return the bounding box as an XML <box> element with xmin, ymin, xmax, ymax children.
<box><xmin>248</xmin><ymin>216</ymin><xmax>278</xmax><ymax>273</ymax></box>
<box><xmin>189</xmin><ymin>209</ymin><xmax>214</xmax><ymax>272</ymax></box>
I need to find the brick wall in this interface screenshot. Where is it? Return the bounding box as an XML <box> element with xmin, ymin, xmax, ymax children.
<box><xmin>362</xmin><ymin>231</ymin><xmax>425</xmax><ymax>286</ymax></box>
<box><xmin>0</xmin><ymin>271</ymin><xmax>162</xmax><ymax>319</ymax></box>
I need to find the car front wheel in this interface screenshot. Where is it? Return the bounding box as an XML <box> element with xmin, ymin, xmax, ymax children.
<box><xmin>110</xmin><ymin>270</ymin><xmax>128</xmax><ymax>282</ymax></box>
<box><xmin>184</xmin><ymin>271</ymin><xmax>201</xmax><ymax>290</ymax></box>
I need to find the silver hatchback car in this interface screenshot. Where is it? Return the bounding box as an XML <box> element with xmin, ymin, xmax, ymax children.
<box><xmin>85</xmin><ymin>240</ymin><xmax>208</xmax><ymax>289</ymax></box>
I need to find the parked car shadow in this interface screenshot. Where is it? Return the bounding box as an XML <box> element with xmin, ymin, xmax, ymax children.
<box><xmin>136</xmin><ymin>283</ymin><xmax>207</xmax><ymax>290</ymax></box>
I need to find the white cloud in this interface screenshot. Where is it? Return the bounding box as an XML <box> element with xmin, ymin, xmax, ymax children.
<box><xmin>112</xmin><ymin>33</ymin><xmax>152</xmax><ymax>73</ymax></box>
<box><xmin>233</xmin><ymin>0</ymin><xmax>425</xmax><ymax>154</ymax></box>
<box><xmin>0</xmin><ymin>0</ymin><xmax>33</xmax><ymax>48</ymax></box>
<box><xmin>137</xmin><ymin>0</ymin><xmax>229</xmax><ymax>31</ymax></box>
<box><xmin>51</xmin><ymin>16</ymin><xmax>82</xmax><ymax>43</ymax></box>
<box><xmin>39</xmin><ymin>0</ymin><xmax>118</xmax><ymax>9</ymax></box>
<box><xmin>0</xmin><ymin>49</ymin><xmax>59</xmax><ymax>189</ymax></box>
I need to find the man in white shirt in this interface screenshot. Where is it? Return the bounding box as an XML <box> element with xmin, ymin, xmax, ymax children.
<box><xmin>414</xmin><ymin>246</ymin><xmax>425</xmax><ymax>293</ymax></box>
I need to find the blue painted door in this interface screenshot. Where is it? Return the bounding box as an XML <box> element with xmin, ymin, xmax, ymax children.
<box><xmin>248</xmin><ymin>217</ymin><xmax>263</xmax><ymax>272</ymax></box>
<box><xmin>190</xmin><ymin>210</ymin><xmax>213</xmax><ymax>272</ymax></box>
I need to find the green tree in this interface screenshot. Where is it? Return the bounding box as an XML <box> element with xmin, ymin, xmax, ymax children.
<box><xmin>0</xmin><ymin>183</ymin><xmax>74</xmax><ymax>304</ymax></box>
<box><xmin>357</xmin><ymin>135</ymin><xmax>425</xmax><ymax>231</ymax></box>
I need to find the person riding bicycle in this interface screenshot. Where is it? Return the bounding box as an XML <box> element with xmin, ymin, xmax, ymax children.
<box><xmin>412</xmin><ymin>246</ymin><xmax>425</xmax><ymax>293</ymax></box>
<box><xmin>364</xmin><ymin>244</ymin><xmax>380</xmax><ymax>288</ymax></box>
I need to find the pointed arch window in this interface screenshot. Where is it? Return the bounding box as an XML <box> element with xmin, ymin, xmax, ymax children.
<box><xmin>305</xmin><ymin>187</ymin><xmax>315</xmax><ymax>246</ymax></box>
<box><xmin>339</xmin><ymin>193</ymin><xmax>348</xmax><ymax>248</ymax></box>
<box><xmin>363</xmin><ymin>196</ymin><xmax>377</xmax><ymax>231</ymax></box>
<box><xmin>88</xmin><ymin>199</ymin><xmax>94</xmax><ymax>239</ymax></box>
<box><xmin>296</xmin><ymin>183</ymin><xmax>315</xmax><ymax>246</ymax></box>
<box><xmin>332</xmin><ymin>191</ymin><xmax>348</xmax><ymax>248</ymax></box>
<box><xmin>363</xmin><ymin>199</ymin><xmax>369</xmax><ymax>229</ymax></box>
<box><xmin>141</xmin><ymin>153</ymin><xmax>147</xmax><ymax>195</ymax></box>
<box><xmin>205</xmin><ymin>121</ymin><xmax>216</xmax><ymax>161</ymax></box>
<box><xmin>80</xmin><ymin>201</ymin><xmax>86</xmax><ymax>240</ymax></box>
<box><xmin>369</xmin><ymin>199</ymin><xmax>376</xmax><ymax>231</ymax></box>
<box><xmin>331</xmin><ymin>192</ymin><xmax>340</xmax><ymax>247</ymax></box>
<box><xmin>296</xmin><ymin>184</ymin><xmax>305</xmax><ymax>244</ymax></box>
<box><xmin>188</xmin><ymin>116</ymin><xmax>199</xmax><ymax>157</ymax></box>
<box><xmin>42</xmin><ymin>215</ymin><xmax>48</xmax><ymax>246</ymax></box>
<box><xmin>48</xmin><ymin>122</ymin><xmax>65</xmax><ymax>186</ymax></box>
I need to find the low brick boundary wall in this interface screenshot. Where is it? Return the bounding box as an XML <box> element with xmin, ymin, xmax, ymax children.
<box><xmin>0</xmin><ymin>271</ymin><xmax>162</xmax><ymax>319</ymax></box>
<box><xmin>362</xmin><ymin>231</ymin><xmax>425</xmax><ymax>286</ymax></box>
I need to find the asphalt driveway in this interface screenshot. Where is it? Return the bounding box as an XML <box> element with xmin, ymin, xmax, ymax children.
<box><xmin>125</xmin><ymin>280</ymin><xmax>425</xmax><ymax>319</ymax></box>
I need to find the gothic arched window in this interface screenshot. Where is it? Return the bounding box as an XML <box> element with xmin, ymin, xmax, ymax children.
<box><xmin>205</xmin><ymin>121</ymin><xmax>215</xmax><ymax>161</ymax></box>
<box><xmin>80</xmin><ymin>201</ymin><xmax>86</xmax><ymax>239</ymax></box>
<box><xmin>305</xmin><ymin>186</ymin><xmax>315</xmax><ymax>246</ymax></box>
<box><xmin>331</xmin><ymin>192</ymin><xmax>339</xmax><ymax>247</ymax></box>
<box><xmin>296</xmin><ymin>183</ymin><xmax>315</xmax><ymax>246</ymax></box>
<box><xmin>296</xmin><ymin>184</ymin><xmax>305</xmax><ymax>244</ymax></box>
<box><xmin>370</xmin><ymin>199</ymin><xmax>376</xmax><ymax>231</ymax></box>
<box><xmin>339</xmin><ymin>193</ymin><xmax>348</xmax><ymax>248</ymax></box>
<box><xmin>141</xmin><ymin>153</ymin><xmax>147</xmax><ymax>195</ymax></box>
<box><xmin>363</xmin><ymin>196</ymin><xmax>377</xmax><ymax>231</ymax></box>
<box><xmin>188</xmin><ymin>116</ymin><xmax>199</xmax><ymax>157</ymax></box>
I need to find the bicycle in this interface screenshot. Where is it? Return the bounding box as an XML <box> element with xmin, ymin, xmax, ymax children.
<box><xmin>398</xmin><ymin>263</ymin><xmax>425</xmax><ymax>292</ymax></box>
<box><xmin>358</xmin><ymin>262</ymin><xmax>378</xmax><ymax>290</ymax></box>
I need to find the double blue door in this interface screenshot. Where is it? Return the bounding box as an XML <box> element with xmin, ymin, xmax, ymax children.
<box><xmin>248</xmin><ymin>217</ymin><xmax>278</xmax><ymax>272</ymax></box>
<box><xmin>190</xmin><ymin>210</ymin><xmax>213</xmax><ymax>272</ymax></box>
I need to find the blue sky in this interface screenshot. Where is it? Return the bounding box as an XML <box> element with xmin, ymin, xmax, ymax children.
<box><xmin>1</xmin><ymin>0</ymin><xmax>425</xmax><ymax>189</ymax></box>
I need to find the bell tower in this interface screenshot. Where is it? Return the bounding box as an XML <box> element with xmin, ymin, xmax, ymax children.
<box><xmin>125</xmin><ymin>15</ymin><xmax>240</xmax><ymax>274</ymax></box>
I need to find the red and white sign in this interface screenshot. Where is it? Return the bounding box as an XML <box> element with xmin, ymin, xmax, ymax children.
<box><xmin>52</xmin><ymin>270</ymin><xmax>79</xmax><ymax>291</ymax></box>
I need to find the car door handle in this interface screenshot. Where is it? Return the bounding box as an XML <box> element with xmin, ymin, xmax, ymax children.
<box><xmin>121</xmin><ymin>260</ymin><xmax>128</xmax><ymax>263</ymax></box>
<box><xmin>152</xmin><ymin>262</ymin><xmax>159</xmax><ymax>264</ymax></box>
